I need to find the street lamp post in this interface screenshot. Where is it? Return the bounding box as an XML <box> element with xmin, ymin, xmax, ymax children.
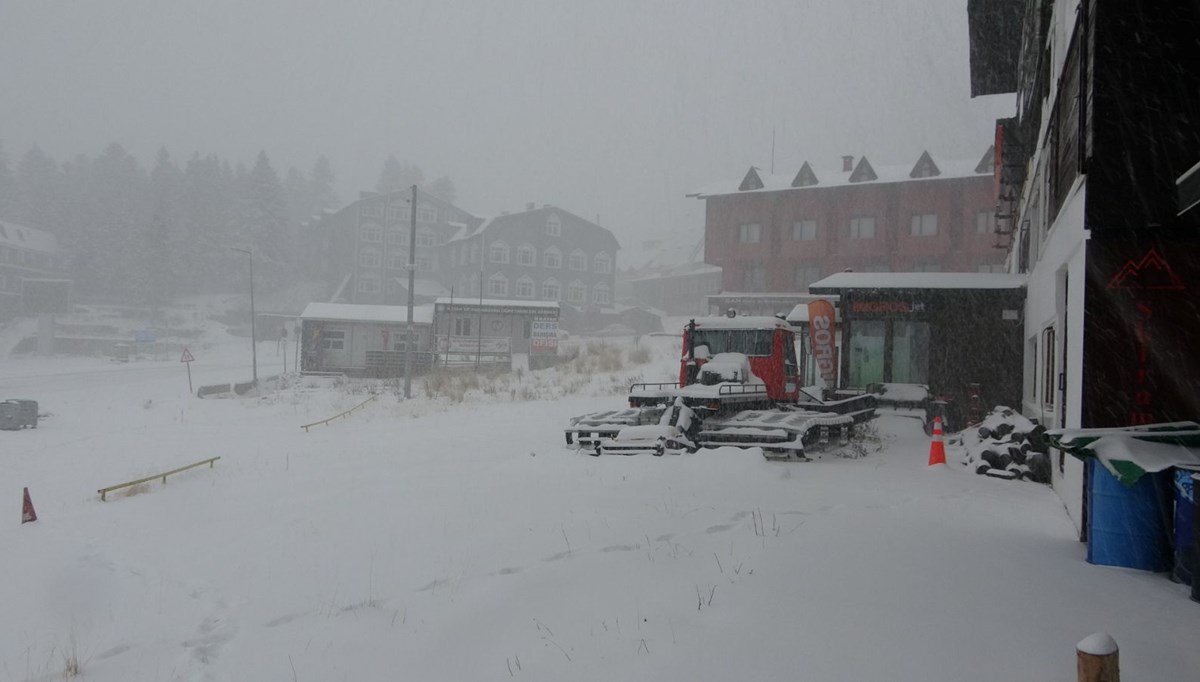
<box><xmin>403</xmin><ymin>184</ymin><xmax>417</xmax><ymax>399</ymax></box>
<box><xmin>231</xmin><ymin>247</ymin><xmax>258</xmax><ymax>386</ymax></box>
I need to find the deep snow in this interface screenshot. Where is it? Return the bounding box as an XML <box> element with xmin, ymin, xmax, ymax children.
<box><xmin>2</xmin><ymin>324</ymin><xmax>1197</xmax><ymax>681</ymax></box>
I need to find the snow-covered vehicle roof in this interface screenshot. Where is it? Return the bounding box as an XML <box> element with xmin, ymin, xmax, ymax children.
<box><xmin>688</xmin><ymin>316</ymin><xmax>792</xmax><ymax>331</ymax></box>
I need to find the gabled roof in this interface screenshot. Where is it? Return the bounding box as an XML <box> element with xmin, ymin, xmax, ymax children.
<box><xmin>909</xmin><ymin>151</ymin><xmax>941</xmax><ymax>178</ymax></box>
<box><xmin>301</xmin><ymin>302</ymin><xmax>435</xmax><ymax>324</ymax></box>
<box><xmin>848</xmin><ymin>156</ymin><xmax>878</xmax><ymax>183</ymax></box>
<box><xmin>447</xmin><ymin>205</ymin><xmax>620</xmax><ymax>251</ymax></box>
<box><xmin>974</xmin><ymin>145</ymin><xmax>996</xmax><ymax>174</ymax></box>
<box><xmin>791</xmin><ymin>162</ymin><xmax>819</xmax><ymax>188</ymax></box>
<box><xmin>739</xmin><ymin>167</ymin><xmax>765</xmax><ymax>191</ymax></box>
<box><xmin>687</xmin><ymin>147</ymin><xmax>995</xmax><ymax>198</ymax></box>
<box><xmin>0</xmin><ymin>219</ymin><xmax>58</xmax><ymax>253</ymax></box>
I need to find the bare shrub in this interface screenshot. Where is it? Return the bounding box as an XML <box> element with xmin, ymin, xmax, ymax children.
<box><xmin>627</xmin><ymin>345</ymin><xmax>652</xmax><ymax>364</ymax></box>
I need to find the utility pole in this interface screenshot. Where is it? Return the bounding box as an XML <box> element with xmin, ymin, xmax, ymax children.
<box><xmin>403</xmin><ymin>184</ymin><xmax>417</xmax><ymax>399</ymax></box>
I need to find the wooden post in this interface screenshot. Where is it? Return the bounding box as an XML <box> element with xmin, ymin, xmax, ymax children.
<box><xmin>1077</xmin><ymin>633</ymin><xmax>1119</xmax><ymax>682</ymax></box>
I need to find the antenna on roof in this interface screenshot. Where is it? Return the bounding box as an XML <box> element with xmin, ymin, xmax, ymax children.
<box><xmin>770</xmin><ymin>128</ymin><xmax>776</xmax><ymax>174</ymax></box>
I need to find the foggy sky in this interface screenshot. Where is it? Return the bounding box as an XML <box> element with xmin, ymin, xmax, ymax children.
<box><xmin>0</xmin><ymin>0</ymin><xmax>1012</xmax><ymax>250</ymax></box>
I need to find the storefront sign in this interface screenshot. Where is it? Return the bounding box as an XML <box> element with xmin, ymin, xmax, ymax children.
<box><xmin>437</xmin><ymin>335</ymin><xmax>511</xmax><ymax>353</ymax></box>
<box><xmin>850</xmin><ymin>300</ymin><xmax>927</xmax><ymax>314</ymax></box>
<box><xmin>1083</xmin><ymin>238</ymin><xmax>1199</xmax><ymax>427</ymax></box>
<box><xmin>436</xmin><ymin>303</ymin><xmax>558</xmax><ymax>320</ymax></box>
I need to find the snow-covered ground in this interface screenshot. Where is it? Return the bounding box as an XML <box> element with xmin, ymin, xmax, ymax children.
<box><xmin>2</xmin><ymin>320</ymin><xmax>1197</xmax><ymax>681</ymax></box>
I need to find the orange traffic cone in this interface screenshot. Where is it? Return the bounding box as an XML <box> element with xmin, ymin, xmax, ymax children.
<box><xmin>22</xmin><ymin>487</ymin><xmax>37</xmax><ymax>524</ymax></box>
<box><xmin>928</xmin><ymin>417</ymin><xmax>947</xmax><ymax>466</ymax></box>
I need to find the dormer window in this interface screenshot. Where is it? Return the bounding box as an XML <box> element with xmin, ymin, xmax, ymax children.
<box><xmin>546</xmin><ymin>214</ymin><xmax>562</xmax><ymax>236</ymax></box>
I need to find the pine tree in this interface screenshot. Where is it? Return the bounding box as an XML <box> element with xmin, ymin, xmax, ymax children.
<box><xmin>429</xmin><ymin>176</ymin><xmax>457</xmax><ymax>205</ymax></box>
<box><xmin>86</xmin><ymin>143</ymin><xmax>149</xmax><ymax>303</ymax></box>
<box><xmin>376</xmin><ymin>154</ymin><xmax>404</xmax><ymax>194</ymax></box>
<box><xmin>140</xmin><ymin>147</ymin><xmax>183</xmax><ymax>310</ymax></box>
<box><xmin>0</xmin><ymin>138</ymin><xmax>15</xmax><ymax>219</ymax></box>
<box><xmin>310</xmin><ymin>155</ymin><xmax>339</xmax><ymax>213</ymax></box>
<box><xmin>236</xmin><ymin>150</ymin><xmax>290</xmax><ymax>291</ymax></box>
<box><xmin>14</xmin><ymin>144</ymin><xmax>62</xmax><ymax>231</ymax></box>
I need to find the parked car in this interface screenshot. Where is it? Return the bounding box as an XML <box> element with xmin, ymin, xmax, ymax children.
<box><xmin>0</xmin><ymin>399</ymin><xmax>38</xmax><ymax>430</ymax></box>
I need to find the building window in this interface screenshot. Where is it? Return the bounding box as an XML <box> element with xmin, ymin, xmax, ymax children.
<box><xmin>454</xmin><ymin>318</ymin><xmax>472</xmax><ymax>336</ymax></box>
<box><xmin>794</xmin><ymin>264</ymin><xmax>821</xmax><ymax>289</ymax></box>
<box><xmin>359</xmin><ymin>249</ymin><xmax>382</xmax><ymax>268</ymax></box>
<box><xmin>388</xmin><ymin>252</ymin><xmax>409</xmax><ymax>270</ymax></box>
<box><xmin>416</xmin><ymin>255</ymin><xmax>432</xmax><ymax>272</ymax></box>
<box><xmin>544</xmin><ymin>248</ymin><xmax>562</xmax><ymax>269</ymax></box>
<box><xmin>360</xmin><ymin>205</ymin><xmax>383</xmax><ymax>218</ymax></box>
<box><xmin>416</xmin><ymin>230</ymin><xmax>436</xmax><ymax>246</ymax></box>
<box><xmin>488</xmin><ymin>273</ymin><xmax>509</xmax><ymax>296</ymax></box>
<box><xmin>742</xmin><ymin>264</ymin><xmax>766</xmax><ymax>290</ymax></box>
<box><xmin>360</xmin><ymin>223</ymin><xmax>383</xmax><ymax>243</ymax></box>
<box><xmin>593</xmin><ymin>253</ymin><xmax>611</xmax><ymax>273</ymax></box>
<box><xmin>567</xmin><ymin>281</ymin><xmax>586</xmax><ymax>303</ymax></box>
<box><xmin>321</xmin><ymin>330</ymin><xmax>346</xmax><ymax>350</ymax></box>
<box><xmin>417</xmin><ymin>206</ymin><xmax>437</xmax><ymax>223</ymax></box>
<box><xmin>569</xmin><ymin>250</ymin><xmax>587</xmax><ymax>271</ymax></box>
<box><xmin>515</xmin><ymin>276</ymin><xmax>534</xmax><ymax>298</ymax></box>
<box><xmin>976</xmin><ymin>210</ymin><xmax>996</xmax><ymax>234</ymax></box>
<box><xmin>387</xmin><ymin>229</ymin><xmax>408</xmax><ymax>245</ymax></box>
<box><xmin>913</xmin><ymin>262</ymin><xmax>942</xmax><ymax>272</ymax></box>
<box><xmin>1042</xmin><ymin>327</ymin><xmax>1057</xmax><ymax>408</ymax></box>
<box><xmin>541</xmin><ymin>279</ymin><xmax>561</xmax><ymax>300</ymax></box>
<box><xmin>738</xmin><ymin>223</ymin><xmax>762</xmax><ymax>243</ymax></box>
<box><xmin>849</xmin><ymin>216</ymin><xmax>876</xmax><ymax>239</ymax></box>
<box><xmin>358</xmin><ymin>275</ymin><xmax>380</xmax><ymax>293</ymax></box>
<box><xmin>546</xmin><ymin>214</ymin><xmax>562</xmax><ymax>236</ymax></box>
<box><xmin>490</xmin><ymin>242</ymin><xmax>510</xmax><ymax>264</ymax></box>
<box><xmin>592</xmin><ymin>284</ymin><xmax>611</xmax><ymax>305</ymax></box>
<box><xmin>910</xmin><ymin>214</ymin><xmax>938</xmax><ymax>237</ymax></box>
<box><xmin>517</xmin><ymin>245</ymin><xmax>536</xmax><ymax>266</ymax></box>
<box><xmin>791</xmin><ymin>220</ymin><xmax>817</xmax><ymax>241</ymax></box>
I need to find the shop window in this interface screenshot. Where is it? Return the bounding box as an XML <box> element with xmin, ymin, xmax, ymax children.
<box><xmin>849</xmin><ymin>320</ymin><xmax>886</xmax><ymax>387</ymax></box>
<box><xmin>321</xmin><ymin>330</ymin><xmax>346</xmax><ymax>350</ymax></box>
<box><xmin>891</xmin><ymin>321</ymin><xmax>930</xmax><ymax>384</ymax></box>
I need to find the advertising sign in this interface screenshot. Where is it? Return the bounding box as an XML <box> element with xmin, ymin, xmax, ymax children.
<box><xmin>807</xmin><ymin>299</ymin><xmax>838</xmax><ymax>387</ymax></box>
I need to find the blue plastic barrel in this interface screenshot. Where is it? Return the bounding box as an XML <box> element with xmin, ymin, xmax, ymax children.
<box><xmin>1087</xmin><ymin>459</ymin><xmax>1172</xmax><ymax>572</ymax></box>
<box><xmin>1173</xmin><ymin>466</ymin><xmax>1198</xmax><ymax>585</ymax></box>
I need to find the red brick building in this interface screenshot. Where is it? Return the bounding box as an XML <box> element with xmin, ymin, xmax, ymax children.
<box><xmin>689</xmin><ymin>149</ymin><xmax>1003</xmax><ymax>294</ymax></box>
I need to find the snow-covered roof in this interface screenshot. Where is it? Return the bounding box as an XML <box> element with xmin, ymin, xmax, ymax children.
<box><xmin>300</xmin><ymin>302</ymin><xmax>434</xmax><ymax>324</ymax></box>
<box><xmin>689</xmin><ymin>315</ymin><xmax>791</xmax><ymax>331</ymax></box>
<box><xmin>688</xmin><ymin>152</ymin><xmax>991</xmax><ymax>199</ymax></box>
<box><xmin>0</xmin><ymin>219</ymin><xmax>58</xmax><ymax>253</ymax></box>
<box><xmin>809</xmin><ymin>272</ymin><xmax>1026</xmax><ymax>291</ymax></box>
<box><xmin>785</xmin><ymin>297</ymin><xmax>843</xmax><ymax>324</ymax></box>
<box><xmin>433</xmin><ymin>297</ymin><xmax>559</xmax><ymax>309</ymax></box>
<box><xmin>392</xmin><ymin>277</ymin><xmax>451</xmax><ymax>298</ymax></box>
<box><xmin>625</xmin><ymin>262</ymin><xmax>721</xmax><ymax>283</ymax></box>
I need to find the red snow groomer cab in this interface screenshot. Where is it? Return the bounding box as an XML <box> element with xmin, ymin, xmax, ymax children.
<box><xmin>565</xmin><ymin>315</ymin><xmax>876</xmax><ymax>459</ymax></box>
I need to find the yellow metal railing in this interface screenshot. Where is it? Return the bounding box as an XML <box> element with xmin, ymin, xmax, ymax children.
<box><xmin>300</xmin><ymin>393</ymin><xmax>378</xmax><ymax>432</ymax></box>
<box><xmin>98</xmin><ymin>456</ymin><xmax>221</xmax><ymax>501</ymax></box>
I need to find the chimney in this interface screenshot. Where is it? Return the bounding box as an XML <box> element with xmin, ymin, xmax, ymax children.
<box><xmin>525</xmin><ymin>202</ymin><xmax>535</xmax><ymax>211</ymax></box>
<box><xmin>842</xmin><ymin>156</ymin><xmax>854</xmax><ymax>172</ymax></box>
